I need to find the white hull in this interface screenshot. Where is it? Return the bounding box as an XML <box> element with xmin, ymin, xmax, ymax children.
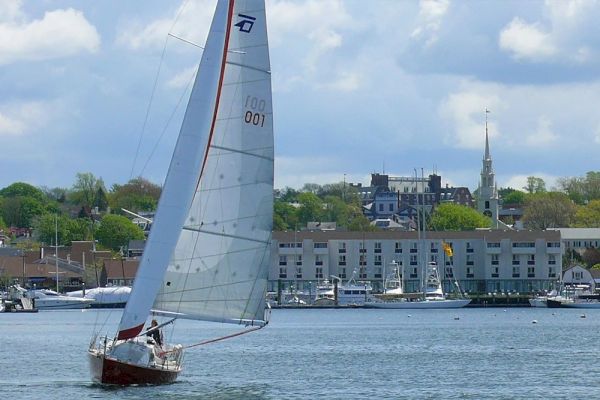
<box><xmin>529</xmin><ymin>298</ymin><xmax>547</xmax><ymax>307</ymax></box>
<box><xmin>558</xmin><ymin>301</ymin><xmax>600</xmax><ymax>309</ymax></box>
<box><xmin>34</xmin><ymin>298</ymin><xmax>94</xmax><ymax>309</ymax></box>
<box><xmin>365</xmin><ymin>298</ymin><xmax>471</xmax><ymax>309</ymax></box>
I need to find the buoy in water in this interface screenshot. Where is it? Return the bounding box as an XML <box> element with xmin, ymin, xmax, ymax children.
<box><xmin>532</xmin><ymin>320</ymin><xmax>538</xmax><ymax>324</ymax></box>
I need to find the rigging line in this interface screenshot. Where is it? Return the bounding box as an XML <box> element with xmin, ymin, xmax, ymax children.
<box><xmin>139</xmin><ymin>70</ymin><xmax>197</xmax><ymax>177</ymax></box>
<box><xmin>168</xmin><ymin>33</ymin><xmax>203</xmax><ymax>49</ymax></box>
<box><xmin>129</xmin><ymin>0</ymin><xmax>192</xmax><ymax>180</ymax></box>
<box><xmin>161</xmin><ymin>326</ymin><xmax>264</xmax><ymax>354</ymax></box>
<box><xmin>181</xmin><ymin>226</ymin><xmax>271</xmax><ymax>244</ymax></box>
<box><xmin>169</xmin><ymin>33</ymin><xmax>246</xmax><ymax>54</ymax></box>
<box><xmin>210</xmin><ymin>144</ymin><xmax>274</xmax><ymax>161</ymax></box>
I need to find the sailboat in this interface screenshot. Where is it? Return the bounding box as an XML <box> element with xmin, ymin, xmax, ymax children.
<box><xmin>88</xmin><ymin>0</ymin><xmax>273</xmax><ymax>385</ymax></box>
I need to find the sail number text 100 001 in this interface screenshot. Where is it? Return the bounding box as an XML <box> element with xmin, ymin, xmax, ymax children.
<box><xmin>244</xmin><ymin>95</ymin><xmax>266</xmax><ymax>127</ymax></box>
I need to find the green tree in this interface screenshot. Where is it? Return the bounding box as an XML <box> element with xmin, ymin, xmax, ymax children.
<box><xmin>523</xmin><ymin>176</ymin><xmax>546</xmax><ymax>194</ymax></box>
<box><xmin>70</xmin><ymin>172</ymin><xmax>106</xmax><ymax>209</ymax></box>
<box><xmin>347</xmin><ymin>205</ymin><xmax>377</xmax><ymax>231</ymax></box>
<box><xmin>109</xmin><ymin>177</ymin><xmax>161</xmax><ymax>213</ymax></box>
<box><xmin>573</xmin><ymin>200</ymin><xmax>600</xmax><ymax>227</ymax></box>
<box><xmin>582</xmin><ymin>247</ymin><xmax>600</xmax><ymax>268</ymax></box>
<box><xmin>95</xmin><ymin>214</ymin><xmax>145</xmax><ymax>252</ymax></box>
<box><xmin>275</xmin><ymin>187</ymin><xmax>299</xmax><ymax>202</ymax></box>
<box><xmin>502</xmin><ymin>190</ymin><xmax>527</xmax><ymax>205</ymax></box>
<box><xmin>94</xmin><ymin>187</ymin><xmax>109</xmax><ymax>212</ymax></box>
<box><xmin>39</xmin><ymin>186</ymin><xmax>68</xmax><ymax>203</ymax></box>
<box><xmin>296</xmin><ymin>192</ymin><xmax>324</xmax><ymax>225</ymax></box>
<box><xmin>0</xmin><ymin>182</ymin><xmax>46</xmax><ymax>201</ymax></box>
<box><xmin>0</xmin><ymin>195</ymin><xmax>46</xmax><ymax>228</ymax></box>
<box><xmin>34</xmin><ymin>214</ymin><xmax>71</xmax><ymax>245</ymax></box>
<box><xmin>429</xmin><ymin>203</ymin><xmax>491</xmax><ymax>231</ymax></box>
<box><xmin>34</xmin><ymin>214</ymin><xmax>92</xmax><ymax>245</ymax></box>
<box><xmin>557</xmin><ymin>171</ymin><xmax>600</xmax><ymax>205</ymax></box>
<box><xmin>522</xmin><ymin>192</ymin><xmax>575</xmax><ymax>229</ymax></box>
<box><xmin>323</xmin><ymin>196</ymin><xmax>351</xmax><ymax>227</ymax></box>
<box><xmin>273</xmin><ymin>200</ymin><xmax>299</xmax><ymax>230</ymax></box>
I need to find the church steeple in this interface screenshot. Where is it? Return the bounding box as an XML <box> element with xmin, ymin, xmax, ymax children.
<box><xmin>477</xmin><ymin>108</ymin><xmax>499</xmax><ymax>228</ymax></box>
<box><xmin>484</xmin><ymin>108</ymin><xmax>490</xmax><ymax>161</ymax></box>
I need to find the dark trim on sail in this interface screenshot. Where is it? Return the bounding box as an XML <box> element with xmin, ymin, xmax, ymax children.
<box><xmin>198</xmin><ymin>0</ymin><xmax>235</xmax><ymax>184</ymax></box>
<box><xmin>117</xmin><ymin>322</ymin><xmax>145</xmax><ymax>340</ymax></box>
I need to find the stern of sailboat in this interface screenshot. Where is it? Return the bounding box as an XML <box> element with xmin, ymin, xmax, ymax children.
<box><xmin>88</xmin><ymin>336</ymin><xmax>184</xmax><ymax>385</ymax></box>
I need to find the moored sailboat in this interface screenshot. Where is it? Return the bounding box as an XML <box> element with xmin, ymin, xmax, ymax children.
<box><xmin>88</xmin><ymin>0</ymin><xmax>273</xmax><ymax>385</ymax></box>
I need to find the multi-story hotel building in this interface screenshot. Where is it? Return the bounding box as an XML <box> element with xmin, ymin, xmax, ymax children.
<box><xmin>270</xmin><ymin>230</ymin><xmax>562</xmax><ymax>295</ymax></box>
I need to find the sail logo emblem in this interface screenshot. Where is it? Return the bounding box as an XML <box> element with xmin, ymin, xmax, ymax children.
<box><xmin>235</xmin><ymin>14</ymin><xmax>256</xmax><ymax>33</ymax></box>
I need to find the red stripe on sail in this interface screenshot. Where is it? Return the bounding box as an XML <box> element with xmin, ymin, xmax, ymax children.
<box><xmin>117</xmin><ymin>323</ymin><xmax>145</xmax><ymax>340</ymax></box>
<box><xmin>198</xmin><ymin>0</ymin><xmax>235</xmax><ymax>185</ymax></box>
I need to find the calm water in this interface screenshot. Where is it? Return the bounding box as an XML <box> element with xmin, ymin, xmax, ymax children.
<box><xmin>1</xmin><ymin>307</ymin><xmax>599</xmax><ymax>399</ymax></box>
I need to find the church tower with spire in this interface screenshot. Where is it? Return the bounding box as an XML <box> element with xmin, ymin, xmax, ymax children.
<box><xmin>477</xmin><ymin>109</ymin><xmax>499</xmax><ymax>228</ymax></box>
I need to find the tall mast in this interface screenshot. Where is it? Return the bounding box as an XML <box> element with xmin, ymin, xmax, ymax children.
<box><xmin>55</xmin><ymin>214</ymin><xmax>59</xmax><ymax>293</ymax></box>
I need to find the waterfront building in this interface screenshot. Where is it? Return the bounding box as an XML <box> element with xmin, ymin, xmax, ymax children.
<box><xmin>477</xmin><ymin>110</ymin><xmax>500</xmax><ymax>228</ymax></box>
<box><xmin>270</xmin><ymin>229</ymin><xmax>562</xmax><ymax>295</ymax></box>
<box><xmin>547</xmin><ymin>228</ymin><xmax>600</xmax><ymax>254</ymax></box>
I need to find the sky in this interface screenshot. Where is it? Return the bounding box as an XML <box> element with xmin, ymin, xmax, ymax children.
<box><xmin>2</xmin><ymin>0</ymin><xmax>600</xmax><ymax>194</ymax></box>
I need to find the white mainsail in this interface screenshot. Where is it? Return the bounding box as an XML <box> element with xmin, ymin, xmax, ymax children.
<box><xmin>117</xmin><ymin>0</ymin><xmax>272</xmax><ymax>339</ymax></box>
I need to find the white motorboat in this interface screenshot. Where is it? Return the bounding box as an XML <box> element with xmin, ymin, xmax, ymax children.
<box><xmin>316</xmin><ymin>276</ymin><xmax>373</xmax><ymax>306</ymax></box>
<box><xmin>29</xmin><ymin>289</ymin><xmax>95</xmax><ymax>309</ymax></box>
<box><xmin>67</xmin><ymin>286</ymin><xmax>131</xmax><ymax>308</ymax></box>
<box><xmin>365</xmin><ymin>262</ymin><xmax>471</xmax><ymax>309</ymax></box>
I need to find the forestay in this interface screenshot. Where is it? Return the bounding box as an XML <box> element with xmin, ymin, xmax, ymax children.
<box><xmin>117</xmin><ymin>0</ymin><xmax>273</xmax><ymax>339</ymax></box>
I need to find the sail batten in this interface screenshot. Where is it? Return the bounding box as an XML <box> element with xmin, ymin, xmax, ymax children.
<box><xmin>225</xmin><ymin>60</ymin><xmax>270</xmax><ymax>74</ymax></box>
<box><xmin>181</xmin><ymin>226</ymin><xmax>271</xmax><ymax>244</ymax></box>
<box><xmin>210</xmin><ymin>144</ymin><xmax>274</xmax><ymax>160</ymax></box>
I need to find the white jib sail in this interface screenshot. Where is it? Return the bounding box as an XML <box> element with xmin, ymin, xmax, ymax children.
<box><xmin>118</xmin><ymin>0</ymin><xmax>272</xmax><ymax>339</ymax></box>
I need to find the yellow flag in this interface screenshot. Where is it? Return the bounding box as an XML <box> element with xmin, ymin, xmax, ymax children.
<box><xmin>442</xmin><ymin>242</ymin><xmax>453</xmax><ymax>257</ymax></box>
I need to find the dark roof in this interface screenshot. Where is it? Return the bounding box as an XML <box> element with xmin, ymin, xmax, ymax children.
<box><xmin>128</xmin><ymin>240</ymin><xmax>146</xmax><ymax>250</ymax></box>
<box><xmin>273</xmin><ymin>229</ymin><xmax>561</xmax><ymax>242</ymax></box>
<box><xmin>0</xmin><ymin>247</ymin><xmax>23</xmax><ymax>257</ymax></box>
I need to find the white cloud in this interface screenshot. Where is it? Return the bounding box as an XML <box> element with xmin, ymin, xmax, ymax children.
<box><xmin>499</xmin><ymin>17</ymin><xmax>556</xmax><ymax>61</ymax></box>
<box><xmin>0</xmin><ymin>0</ymin><xmax>23</xmax><ymax>23</ymax></box>
<box><xmin>410</xmin><ymin>0</ymin><xmax>450</xmax><ymax>47</ymax></box>
<box><xmin>318</xmin><ymin>71</ymin><xmax>360</xmax><ymax>92</ymax></box>
<box><xmin>439</xmin><ymin>90</ymin><xmax>503</xmax><ymax>150</ymax></box>
<box><xmin>525</xmin><ymin>116</ymin><xmax>558</xmax><ymax>146</ymax></box>
<box><xmin>0</xmin><ymin>6</ymin><xmax>100</xmax><ymax>65</ymax></box>
<box><xmin>0</xmin><ymin>111</ymin><xmax>25</xmax><ymax>136</ymax></box>
<box><xmin>0</xmin><ymin>101</ymin><xmax>55</xmax><ymax>137</ymax></box>
<box><xmin>502</xmin><ymin>173</ymin><xmax>559</xmax><ymax>192</ymax></box>
<box><xmin>499</xmin><ymin>1</ymin><xmax>600</xmax><ymax>64</ymax></box>
<box><xmin>166</xmin><ymin>66</ymin><xmax>197</xmax><ymax>89</ymax></box>
<box><xmin>117</xmin><ymin>0</ymin><xmax>215</xmax><ymax>50</ymax></box>
<box><xmin>268</xmin><ymin>0</ymin><xmax>356</xmax><ymax>91</ymax></box>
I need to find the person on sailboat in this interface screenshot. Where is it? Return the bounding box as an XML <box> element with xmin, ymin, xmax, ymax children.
<box><xmin>146</xmin><ymin>319</ymin><xmax>163</xmax><ymax>347</ymax></box>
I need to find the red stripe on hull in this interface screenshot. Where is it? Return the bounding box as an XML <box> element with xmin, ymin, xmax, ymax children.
<box><xmin>88</xmin><ymin>351</ymin><xmax>180</xmax><ymax>385</ymax></box>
